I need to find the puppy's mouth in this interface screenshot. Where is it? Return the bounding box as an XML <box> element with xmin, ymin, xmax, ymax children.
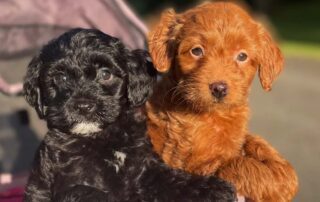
<box><xmin>65</xmin><ymin>99</ymin><xmax>103</xmax><ymax>132</ymax></box>
<box><xmin>70</xmin><ymin>122</ymin><xmax>102</xmax><ymax>135</ymax></box>
<box><xmin>57</xmin><ymin>97</ymin><xmax>121</xmax><ymax>135</ymax></box>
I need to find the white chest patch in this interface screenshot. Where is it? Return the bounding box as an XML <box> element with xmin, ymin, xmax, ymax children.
<box><xmin>70</xmin><ymin>122</ymin><xmax>101</xmax><ymax>135</ymax></box>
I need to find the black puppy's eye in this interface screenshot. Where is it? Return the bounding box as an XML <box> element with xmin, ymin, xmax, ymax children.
<box><xmin>190</xmin><ymin>46</ymin><xmax>204</xmax><ymax>59</ymax></box>
<box><xmin>54</xmin><ymin>74</ymin><xmax>67</xmax><ymax>83</ymax></box>
<box><xmin>236</xmin><ymin>52</ymin><xmax>248</xmax><ymax>62</ymax></box>
<box><xmin>99</xmin><ymin>68</ymin><xmax>113</xmax><ymax>81</ymax></box>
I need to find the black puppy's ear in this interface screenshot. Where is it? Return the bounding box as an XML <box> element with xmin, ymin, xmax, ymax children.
<box><xmin>23</xmin><ymin>55</ymin><xmax>46</xmax><ymax>119</ymax></box>
<box><xmin>127</xmin><ymin>50</ymin><xmax>157</xmax><ymax>107</ymax></box>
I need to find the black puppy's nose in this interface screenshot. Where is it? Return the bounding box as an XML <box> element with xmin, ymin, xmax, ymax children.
<box><xmin>209</xmin><ymin>82</ymin><xmax>228</xmax><ymax>99</ymax></box>
<box><xmin>76</xmin><ymin>99</ymin><xmax>95</xmax><ymax>112</ymax></box>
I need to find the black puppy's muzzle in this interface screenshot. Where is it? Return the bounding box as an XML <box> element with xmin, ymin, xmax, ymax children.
<box><xmin>71</xmin><ymin>98</ymin><xmax>97</xmax><ymax>114</ymax></box>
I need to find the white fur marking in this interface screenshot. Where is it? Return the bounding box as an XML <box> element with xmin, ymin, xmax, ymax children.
<box><xmin>71</xmin><ymin>122</ymin><xmax>101</xmax><ymax>134</ymax></box>
<box><xmin>103</xmin><ymin>151</ymin><xmax>127</xmax><ymax>173</ymax></box>
<box><xmin>104</xmin><ymin>159</ymin><xmax>120</xmax><ymax>173</ymax></box>
<box><xmin>114</xmin><ymin>151</ymin><xmax>126</xmax><ymax>166</ymax></box>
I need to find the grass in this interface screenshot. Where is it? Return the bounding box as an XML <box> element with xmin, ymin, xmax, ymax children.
<box><xmin>281</xmin><ymin>41</ymin><xmax>320</xmax><ymax>59</ymax></box>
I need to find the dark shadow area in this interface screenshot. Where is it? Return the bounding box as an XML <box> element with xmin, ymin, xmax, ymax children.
<box><xmin>129</xmin><ymin>0</ymin><xmax>197</xmax><ymax>15</ymax></box>
<box><xmin>0</xmin><ymin>109</ymin><xmax>40</xmax><ymax>174</ymax></box>
<box><xmin>271</xmin><ymin>0</ymin><xmax>320</xmax><ymax>44</ymax></box>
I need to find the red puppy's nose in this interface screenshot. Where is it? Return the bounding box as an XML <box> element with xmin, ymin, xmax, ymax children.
<box><xmin>209</xmin><ymin>82</ymin><xmax>228</xmax><ymax>99</ymax></box>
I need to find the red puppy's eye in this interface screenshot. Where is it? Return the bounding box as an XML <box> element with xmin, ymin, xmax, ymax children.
<box><xmin>236</xmin><ymin>52</ymin><xmax>248</xmax><ymax>62</ymax></box>
<box><xmin>190</xmin><ymin>46</ymin><xmax>204</xmax><ymax>59</ymax></box>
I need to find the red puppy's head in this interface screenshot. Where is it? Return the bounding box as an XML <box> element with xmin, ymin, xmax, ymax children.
<box><xmin>149</xmin><ymin>2</ymin><xmax>283</xmax><ymax>111</ymax></box>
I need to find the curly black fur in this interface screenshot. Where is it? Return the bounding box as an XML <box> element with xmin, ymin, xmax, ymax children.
<box><xmin>23</xmin><ymin>28</ymin><xmax>236</xmax><ymax>202</ymax></box>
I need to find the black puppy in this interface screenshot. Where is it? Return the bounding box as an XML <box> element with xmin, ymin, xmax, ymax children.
<box><xmin>23</xmin><ymin>28</ymin><xmax>235</xmax><ymax>202</ymax></box>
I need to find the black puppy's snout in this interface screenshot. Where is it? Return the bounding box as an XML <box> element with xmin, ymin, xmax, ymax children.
<box><xmin>75</xmin><ymin>99</ymin><xmax>96</xmax><ymax>113</ymax></box>
<box><xmin>209</xmin><ymin>82</ymin><xmax>228</xmax><ymax>99</ymax></box>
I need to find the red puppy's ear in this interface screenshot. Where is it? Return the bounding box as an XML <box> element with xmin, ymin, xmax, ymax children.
<box><xmin>256</xmin><ymin>24</ymin><xmax>284</xmax><ymax>91</ymax></box>
<box><xmin>148</xmin><ymin>9</ymin><xmax>182</xmax><ymax>72</ymax></box>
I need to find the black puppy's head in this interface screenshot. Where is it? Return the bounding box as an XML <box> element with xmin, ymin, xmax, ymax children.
<box><xmin>24</xmin><ymin>28</ymin><xmax>156</xmax><ymax>135</ymax></box>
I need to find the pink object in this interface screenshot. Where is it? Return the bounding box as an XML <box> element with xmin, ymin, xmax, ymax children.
<box><xmin>0</xmin><ymin>0</ymin><xmax>147</xmax><ymax>56</ymax></box>
<box><xmin>238</xmin><ymin>195</ymin><xmax>246</xmax><ymax>202</ymax></box>
<box><xmin>0</xmin><ymin>77</ymin><xmax>23</xmax><ymax>96</ymax></box>
<box><xmin>0</xmin><ymin>174</ymin><xmax>13</xmax><ymax>185</ymax></box>
<box><xmin>0</xmin><ymin>0</ymin><xmax>147</xmax><ymax>95</ymax></box>
<box><xmin>0</xmin><ymin>173</ymin><xmax>28</xmax><ymax>202</ymax></box>
<box><xmin>0</xmin><ymin>187</ymin><xmax>24</xmax><ymax>202</ymax></box>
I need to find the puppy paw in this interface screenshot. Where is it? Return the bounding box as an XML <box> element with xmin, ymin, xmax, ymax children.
<box><xmin>217</xmin><ymin>156</ymin><xmax>269</xmax><ymax>201</ymax></box>
<box><xmin>243</xmin><ymin>135</ymin><xmax>281</xmax><ymax>162</ymax></box>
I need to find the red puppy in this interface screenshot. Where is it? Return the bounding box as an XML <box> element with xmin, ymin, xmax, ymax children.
<box><xmin>147</xmin><ymin>2</ymin><xmax>298</xmax><ymax>201</ymax></box>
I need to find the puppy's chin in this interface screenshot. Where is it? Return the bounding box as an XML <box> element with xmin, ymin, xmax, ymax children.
<box><xmin>70</xmin><ymin>122</ymin><xmax>102</xmax><ymax>135</ymax></box>
<box><xmin>183</xmin><ymin>94</ymin><xmax>238</xmax><ymax>113</ymax></box>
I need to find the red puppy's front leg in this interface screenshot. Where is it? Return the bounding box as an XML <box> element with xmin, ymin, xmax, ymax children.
<box><xmin>218</xmin><ymin>135</ymin><xmax>298</xmax><ymax>202</ymax></box>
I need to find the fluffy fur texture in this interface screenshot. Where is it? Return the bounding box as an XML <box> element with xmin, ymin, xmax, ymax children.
<box><xmin>23</xmin><ymin>28</ymin><xmax>236</xmax><ymax>201</ymax></box>
<box><xmin>147</xmin><ymin>2</ymin><xmax>298</xmax><ymax>202</ymax></box>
